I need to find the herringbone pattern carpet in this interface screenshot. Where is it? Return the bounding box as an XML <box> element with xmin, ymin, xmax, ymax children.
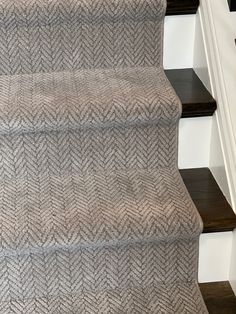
<box><xmin>0</xmin><ymin>0</ymin><xmax>208</xmax><ymax>313</ymax></box>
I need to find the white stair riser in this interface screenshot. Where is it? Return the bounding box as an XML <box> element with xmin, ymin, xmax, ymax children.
<box><xmin>179</xmin><ymin>117</ymin><xmax>212</xmax><ymax>169</ymax></box>
<box><xmin>199</xmin><ymin>232</ymin><xmax>233</xmax><ymax>283</ymax></box>
<box><xmin>164</xmin><ymin>15</ymin><xmax>196</xmax><ymax>69</ymax></box>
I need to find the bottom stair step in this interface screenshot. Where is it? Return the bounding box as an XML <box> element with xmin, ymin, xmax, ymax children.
<box><xmin>200</xmin><ymin>281</ymin><xmax>236</xmax><ymax>314</ymax></box>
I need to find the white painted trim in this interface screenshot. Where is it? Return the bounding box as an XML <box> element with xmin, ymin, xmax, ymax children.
<box><xmin>199</xmin><ymin>1</ymin><xmax>236</xmax><ymax>210</ymax></box>
<box><xmin>199</xmin><ymin>0</ymin><xmax>236</xmax><ymax>294</ymax></box>
<box><xmin>230</xmin><ymin>230</ymin><xmax>236</xmax><ymax>294</ymax></box>
<box><xmin>193</xmin><ymin>10</ymin><xmax>212</xmax><ymax>93</ymax></box>
<box><xmin>193</xmin><ymin>10</ymin><xmax>231</xmax><ymax>202</ymax></box>
<box><xmin>210</xmin><ymin>115</ymin><xmax>231</xmax><ymax>203</ymax></box>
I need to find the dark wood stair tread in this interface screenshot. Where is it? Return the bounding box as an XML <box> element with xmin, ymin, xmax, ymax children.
<box><xmin>165</xmin><ymin>69</ymin><xmax>217</xmax><ymax>118</ymax></box>
<box><xmin>228</xmin><ymin>0</ymin><xmax>236</xmax><ymax>11</ymax></box>
<box><xmin>200</xmin><ymin>281</ymin><xmax>236</xmax><ymax>314</ymax></box>
<box><xmin>180</xmin><ymin>168</ymin><xmax>236</xmax><ymax>233</ymax></box>
<box><xmin>166</xmin><ymin>0</ymin><xmax>199</xmax><ymax>15</ymax></box>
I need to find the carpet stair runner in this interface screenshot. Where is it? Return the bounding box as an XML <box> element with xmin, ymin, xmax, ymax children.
<box><xmin>0</xmin><ymin>0</ymin><xmax>208</xmax><ymax>313</ymax></box>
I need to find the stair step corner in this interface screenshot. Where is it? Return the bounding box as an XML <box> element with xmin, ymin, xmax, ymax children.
<box><xmin>180</xmin><ymin>168</ymin><xmax>236</xmax><ymax>233</ymax></box>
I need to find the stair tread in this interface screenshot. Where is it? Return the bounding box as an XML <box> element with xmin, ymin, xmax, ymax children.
<box><xmin>0</xmin><ymin>67</ymin><xmax>180</xmax><ymax>135</ymax></box>
<box><xmin>0</xmin><ymin>169</ymin><xmax>201</xmax><ymax>253</ymax></box>
<box><xmin>0</xmin><ymin>69</ymin><xmax>215</xmax><ymax>125</ymax></box>
<box><xmin>165</xmin><ymin>69</ymin><xmax>217</xmax><ymax>118</ymax></box>
<box><xmin>180</xmin><ymin>168</ymin><xmax>236</xmax><ymax>233</ymax></box>
<box><xmin>166</xmin><ymin>0</ymin><xmax>199</xmax><ymax>15</ymax></box>
<box><xmin>200</xmin><ymin>281</ymin><xmax>236</xmax><ymax>314</ymax></box>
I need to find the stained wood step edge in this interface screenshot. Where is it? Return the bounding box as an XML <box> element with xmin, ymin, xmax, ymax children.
<box><xmin>228</xmin><ymin>0</ymin><xmax>236</xmax><ymax>11</ymax></box>
<box><xmin>200</xmin><ymin>281</ymin><xmax>236</xmax><ymax>314</ymax></box>
<box><xmin>180</xmin><ymin>168</ymin><xmax>236</xmax><ymax>233</ymax></box>
<box><xmin>166</xmin><ymin>0</ymin><xmax>200</xmax><ymax>15</ymax></box>
<box><xmin>165</xmin><ymin>68</ymin><xmax>217</xmax><ymax>118</ymax></box>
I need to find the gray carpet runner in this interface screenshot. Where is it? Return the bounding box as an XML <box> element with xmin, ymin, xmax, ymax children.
<box><xmin>0</xmin><ymin>0</ymin><xmax>208</xmax><ymax>313</ymax></box>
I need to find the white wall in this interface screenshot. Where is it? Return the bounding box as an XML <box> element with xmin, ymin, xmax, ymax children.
<box><xmin>199</xmin><ymin>0</ymin><xmax>236</xmax><ymax>211</ymax></box>
<box><xmin>198</xmin><ymin>0</ymin><xmax>236</xmax><ymax>292</ymax></box>
<box><xmin>193</xmin><ymin>10</ymin><xmax>231</xmax><ymax>203</ymax></box>
<box><xmin>208</xmin><ymin>2</ymin><xmax>236</xmax><ymax>149</ymax></box>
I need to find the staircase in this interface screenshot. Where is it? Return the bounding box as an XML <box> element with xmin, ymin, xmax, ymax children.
<box><xmin>0</xmin><ymin>0</ymin><xmax>236</xmax><ymax>313</ymax></box>
<box><xmin>165</xmin><ymin>1</ymin><xmax>236</xmax><ymax>313</ymax></box>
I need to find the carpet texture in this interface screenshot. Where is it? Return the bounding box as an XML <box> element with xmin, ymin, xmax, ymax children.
<box><xmin>0</xmin><ymin>0</ymin><xmax>208</xmax><ymax>313</ymax></box>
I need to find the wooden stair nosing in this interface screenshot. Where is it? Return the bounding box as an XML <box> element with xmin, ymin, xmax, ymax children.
<box><xmin>166</xmin><ymin>0</ymin><xmax>199</xmax><ymax>15</ymax></box>
<box><xmin>180</xmin><ymin>168</ymin><xmax>236</xmax><ymax>233</ymax></box>
<box><xmin>165</xmin><ymin>68</ymin><xmax>217</xmax><ymax>118</ymax></box>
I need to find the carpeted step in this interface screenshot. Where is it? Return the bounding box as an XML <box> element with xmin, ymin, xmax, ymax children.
<box><xmin>0</xmin><ymin>169</ymin><xmax>202</xmax><ymax>253</ymax></box>
<box><xmin>0</xmin><ymin>0</ymin><xmax>166</xmax><ymax>75</ymax></box>
<box><xmin>0</xmin><ymin>70</ymin><xmax>181</xmax><ymax>178</ymax></box>
<box><xmin>0</xmin><ymin>67</ymin><xmax>180</xmax><ymax>135</ymax></box>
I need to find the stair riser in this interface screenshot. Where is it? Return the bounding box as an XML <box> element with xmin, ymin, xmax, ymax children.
<box><xmin>199</xmin><ymin>232</ymin><xmax>233</xmax><ymax>283</ymax></box>
<box><xmin>0</xmin><ymin>1</ymin><xmax>165</xmax><ymax>75</ymax></box>
<box><xmin>0</xmin><ymin>283</ymin><xmax>206</xmax><ymax>314</ymax></box>
<box><xmin>179</xmin><ymin>117</ymin><xmax>212</xmax><ymax>169</ymax></box>
<box><xmin>0</xmin><ymin>125</ymin><xmax>178</xmax><ymax>179</ymax></box>
<box><xmin>164</xmin><ymin>15</ymin><xmax>196</xmax><ymax>69</ymax></box>
<box><xmin>0</xmin><ymin>240</ymin><xmax>199</xmax><ymax>302</ymax></box>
